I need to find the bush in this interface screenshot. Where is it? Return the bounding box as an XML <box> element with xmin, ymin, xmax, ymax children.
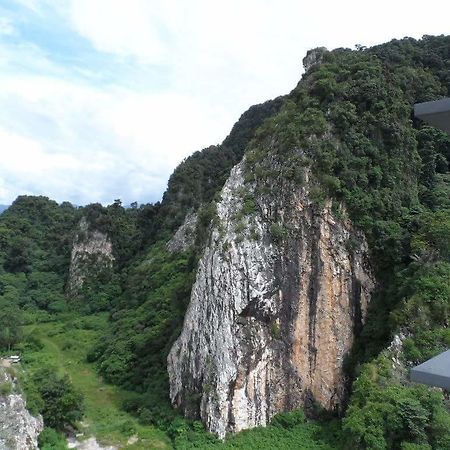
<box><xmin>23</xmin><ymin>333</ymin><xmax>44</xmax><ymax>352</ymax></box>
<box><xmin>269</xmin><ymin>223</ymin><xmax>287</xmax><ymax>242</ymax></box>
<box><xmin>32</xmin><ymin>369</ymin><xmax>84</xmax><ymax>430</ymax></box>
<box><xmin>0</xmin><ymin>381</ymin><xmax>12</xmax><ymax>396</ymax></box>
<box><xmin>272</xmin><ymin>410</ymin><xmax>307</xmax><ymax>428</ymax></box>
<box><xmin>38</xmin><ymin>428</ymin><xmax>68</xmax><ymax>450</ymax></box>
<box><xmin>343</xmin><ymin>357</ymin><xmax>450</xmax><ymax>450</ymax></box>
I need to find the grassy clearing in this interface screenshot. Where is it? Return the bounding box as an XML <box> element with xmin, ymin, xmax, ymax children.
<box><xmin>23</xmin><ymin>313</ymin><xmax>171</xmax><ymax>449</ymax></box>
<box><xmin>19</xmin><ymin>313</ymin><xmax>344</xmax><ymax>450</ymax></box>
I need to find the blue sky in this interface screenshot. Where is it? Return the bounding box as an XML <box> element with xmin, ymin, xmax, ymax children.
<box><xmin>0</xmin><ymin>0</ymin><xmax>449</xmax><ymax>206</ymax></box>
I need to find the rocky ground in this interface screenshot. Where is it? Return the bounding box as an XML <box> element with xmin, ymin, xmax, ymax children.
<box><xmin>0</xmin><ymin>366</ymin><xmax>43</xmax><ymax>450</ymax></box>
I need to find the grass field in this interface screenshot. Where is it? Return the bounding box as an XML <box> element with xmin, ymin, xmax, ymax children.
<box><xmin>22</xmin><ymin>313</ymin><xmax>172</xmax><ymax>449</ymax></box>
<box><xmin>19</xmin><ymin>313</ymin><xmax>343</xmax><ymax>450</ymax></box>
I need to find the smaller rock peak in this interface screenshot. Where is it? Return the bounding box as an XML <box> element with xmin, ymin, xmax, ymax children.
<box><xmin>302</xmin><ymin>47</ymin><xmax>328</xmax><ymax>71</ymax></box>
<box><xmin>166</xmin><ymin>211</ymin><xmax>198</xmax><ymax>253</ymax></box>
<box><xmin>66</xmin><ymin>216</ymin><xmax>115</xmax><ymax>299</ymax></box>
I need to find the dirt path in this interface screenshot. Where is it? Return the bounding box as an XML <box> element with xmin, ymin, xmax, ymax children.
<box><xmin>68</xmin><ymin>436</ymin><xmax>118</xmax><ymax>450</ymax></box>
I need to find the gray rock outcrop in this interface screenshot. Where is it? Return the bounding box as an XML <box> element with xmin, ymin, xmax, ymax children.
<box><xmin>302</xmin><ymin>47</ymin><xmax>328</xmax><ymax>71</ymax></box>
<box><xmin>168</xmin><ymin>159</ymin><xmax>374</xmax><ymax>438</ymax></box>
<box><xmin>0</xmin><ymin>368</ymin><xmax>43</xmax><ymax>450</ymax></box>
<box><xmin>66</xmin><ymin>217</ymin><xmax>114</xmax><ymax>297</ymax></box>
<box><xmin>166</xmin><ymin>212</ymin><xmax>198</xmax><ymax>253</ymax></box>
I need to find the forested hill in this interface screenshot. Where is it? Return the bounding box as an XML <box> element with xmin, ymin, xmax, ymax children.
<box><xmin>0</xmin><ymin>34</ymin><xmax>449</xmax><ymax>450</ymax></box>
<box><xmin>155</xmin><ymin>96</ymin><xmax>284</xmax><ymax>239</ymax></box>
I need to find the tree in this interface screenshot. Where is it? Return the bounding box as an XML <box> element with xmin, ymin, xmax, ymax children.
<box><xmin>0</xmin><ymin>298</ymin><xmax>23</xmax><ymax>351</ymax></box>
<box><xmin>33</xmin><ymin>369</ymin><xmax>84</xmax><ymax>430</ymax></box>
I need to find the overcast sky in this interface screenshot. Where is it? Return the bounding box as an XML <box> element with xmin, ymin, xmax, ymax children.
<box><xmin>0</xmin><ymin>0</ymin><xmax>448</xmax><ymax>206</ymax></box>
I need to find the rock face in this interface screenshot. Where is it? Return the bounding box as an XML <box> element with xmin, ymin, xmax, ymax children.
<box><xmin>0</xmin><ymin>368</ymin><xmax>43</xmax><ymax>449</ymax></box>
<box><xmin>302</xmin><ymin>47</ymin><xmax>328</xmax><ymax>71</ymax></box>
<box><xmin>166</xmin><ymin>212</ymin><xmax>198</xmax><ymax>253</ymax></box>
<box><xmin>67</xmin><ymin>217</ymin><xmax>114</xmax><ymax>297</ymax></box>
<box><xmin>168</xmin><ymin>160</ymin><xmax>374</xmax><ymax>438</ymax></box>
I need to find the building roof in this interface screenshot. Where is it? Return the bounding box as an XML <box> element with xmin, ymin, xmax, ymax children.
<box><xmin>414</xmin><ymin>97</ymin><xmax>450</xmax><ymax>134</ymax></box>
<box><xmin>410</xmin><ymin>349</ymin><xmax>450</xmax><ymax>390</ymax></box>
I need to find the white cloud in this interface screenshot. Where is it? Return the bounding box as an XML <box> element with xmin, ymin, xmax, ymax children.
<box><xmin>0</xmin><ymin>0</ymin><xmax>449</xmax><ymax>205</ymax></box>
<box><xmin>0</xmin><ymin>17</ymin><xmax>15</xmax><ymax>36</ymax></box>
<box><xmin>69</xmin><ymin>0</ymin><xmax>168</xmax><ymax>63</ymax></box>
<box><xmin>0</xmin><ymin>73</ymin><xmax>225</xmax><ymax>204</ymax></box>
<box><xmin>67</xmin><ymin>0</ymin><xmax>450</xmax><ymax>106</ymax></box>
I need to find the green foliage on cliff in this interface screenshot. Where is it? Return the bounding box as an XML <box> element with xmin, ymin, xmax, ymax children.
<box><xmin>38</xmin><ymin>428</ymin><xmax>69</xmax><ymax>450</ymax></box>
<box><xmin>344</xmin><ymin>357</ymin><xmax>450</xmax><ymax>450</ymax></box>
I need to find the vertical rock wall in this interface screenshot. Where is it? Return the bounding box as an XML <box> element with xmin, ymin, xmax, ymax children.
<box><xmin>66</xmin><ymin>217</ymin><xmax>114</xmax><ymax>297</ymax></box>
<box><xmin>168</xmin><ymin>160</ymin><xmax>374</xmax><ymax>438</ymax></box>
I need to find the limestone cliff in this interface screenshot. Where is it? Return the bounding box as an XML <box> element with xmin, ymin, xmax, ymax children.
<box><xmin>66</xmin><ymin>217</ymin><xmax>114</xmax><ymax>297</ymax></box>
<box><xmin>0</xmin><ymin>367</ymin><xmax>43</xmax><ymax>449</ymax></box>
<box><xmin>168</xmin><ymin>159</ymin><xmax>374</xmax><ymax>438</ymax></box>
<box><xmin>166</xmin><ymin>212</ymin><xmax>198</xmax><ymax>253</ymax></box>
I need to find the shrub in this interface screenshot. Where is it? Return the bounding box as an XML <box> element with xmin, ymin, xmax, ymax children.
<box><xmin>235</xmin><ymin>221</ymin><xmax>246</xmax><ymax>235</ymax></box>
<box><xmin>38</xmin><ymin>428</ymin><xmax>68</xmax><ymax>450</ymax></box>
<box><xmin>269</xmin><ymin>223</ymin><xmax>286</xmax><ymax>242</ymax></box>
<box><xmin>272</xmin><ymin>409</ymin><xmax>307</xmax><ymax>428</ymax></box>
<box><xmin>270</xmin><ymin>322</ymin><xmax>281</xmax><ymax>339</ymax></box>
<box><xmin>0</xmin><ymin>381</ymin><xmax>12</xmax><ymax>396</ymax></box>
<box><xmin>241</xmin><ymin>195</ymin><xmax>258</xmax><ymax>215</ymax></box>
<box><xmin>32</xmin><ymin>369</ymin><xmax>84</xmax><ymax>430</ymax></box>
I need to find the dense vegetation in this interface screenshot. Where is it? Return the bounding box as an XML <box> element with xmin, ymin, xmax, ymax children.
<box><xmin>88</xmin><ymin>244</ymin><xmax>196</xmax><ymax>425</ymax></box>
<box><xmin>0</xmin><ymin>35</ymin><xmax>449</xmax><ymax>449</ymax></box>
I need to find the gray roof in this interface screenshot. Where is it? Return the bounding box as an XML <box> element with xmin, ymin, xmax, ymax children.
<box><xmin>410</xmin><ymin>349</ymin><xmax>450</xmax><ymax>390</ymax></box>
<box><xmin>414</xmin><ymin>98</ymin><xmax>450</xmax><ymax>134</ymax></box>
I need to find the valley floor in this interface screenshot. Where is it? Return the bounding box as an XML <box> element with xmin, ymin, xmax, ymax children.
<box><xmin>23</xmin><ymin>313</ymin><xmax>172</xmax><ymax>450</ymax></box>
<box><xmin>21</xmin><ymin>312</ymin><xmax>342</xmax><ymax>450</ymax></box>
